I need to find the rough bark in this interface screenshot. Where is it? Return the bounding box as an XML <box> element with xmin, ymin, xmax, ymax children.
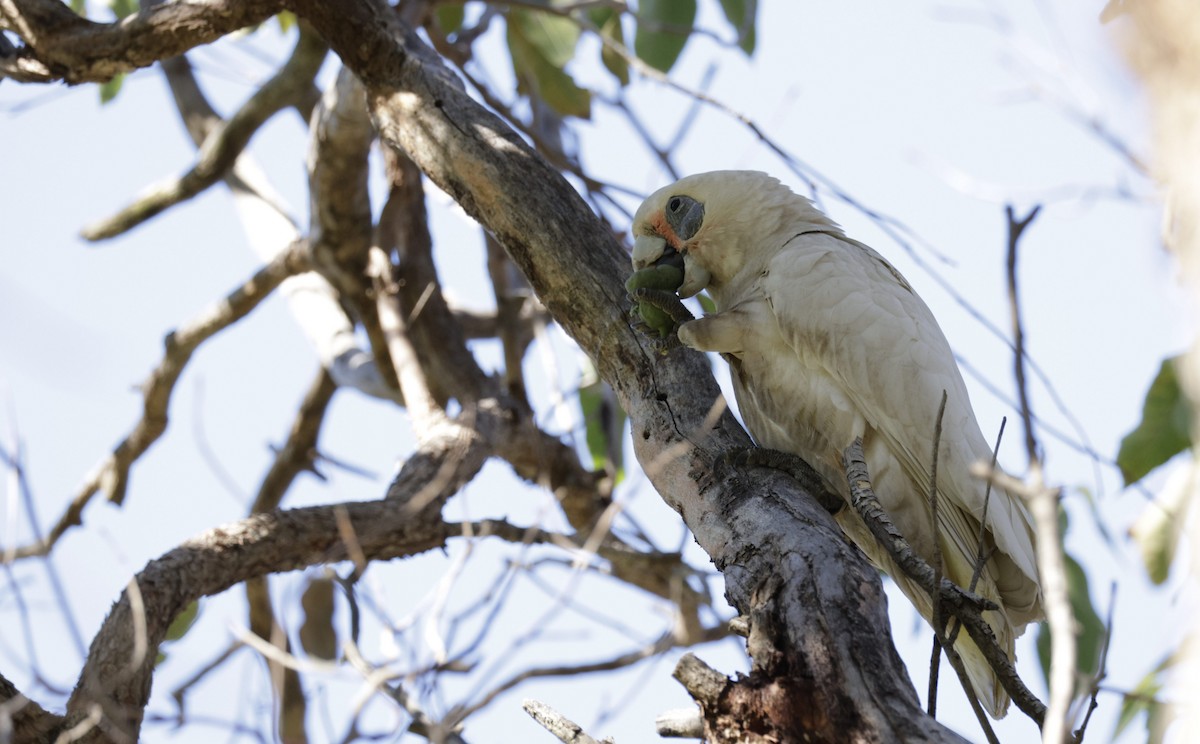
<box><xmin>287</xmin><ymin>2</ymin><xmax>967</xmax><ymax>740</ymax></box>
<box><xmin>1</xmin><ymin>1</ymin><xmax>975</xmax><ymax>740</ymax></box>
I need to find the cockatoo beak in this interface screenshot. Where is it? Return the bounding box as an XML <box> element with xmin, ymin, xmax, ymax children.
<box><xmin>632</xmin><ymin>234</ymin><xmax>667</xmax><ymax>269</ymax></box>
<box><xmin>633</xmin><ymin>229</ymin><xmax>710</xmax><ymax>298</ymax></box>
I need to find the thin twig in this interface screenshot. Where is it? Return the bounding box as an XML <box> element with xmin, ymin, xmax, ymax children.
<box><xmin>843</xmin><ymin>439</ymin><xmax>1048</xmax><ymax>726</ymax></box>
<box><xmin>1005</xmin><ymin>203</ymin><xmax>1073</xmax><ymax>744</ymax></box>
<box><xmin>1073</xmin><ymin>582</ymin><xmax>1116</xmax><ymax>743</ymax></box>
<box><xmin>80</xmin><ymin>24</ymin><xmax>327</xmax><ymax>241</ymax></box>
<box><xmin>0</xmin><ymin>241</ymin><xmax>310</xmax><ymax>562</ymax></box>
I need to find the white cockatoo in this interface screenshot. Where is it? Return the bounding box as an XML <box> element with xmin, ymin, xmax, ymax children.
<box><xmin>629</xmin><ymin>170</ymin><xmax>1042</xmax><ymax>718</ymax></box>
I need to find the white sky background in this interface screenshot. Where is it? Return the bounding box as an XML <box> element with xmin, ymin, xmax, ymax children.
<box><xmin>0</xmin><ymin>1</ymin><xmax>1190</xmax><ymax>742</ymax></box>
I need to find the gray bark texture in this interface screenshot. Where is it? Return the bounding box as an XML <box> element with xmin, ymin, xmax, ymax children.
<box><xmin>288</xmin><ymin>2</ymin><xmax>968</xmax><ymax>741</ymax></box>
<box><xmin>0</xmin><ymin>0</ymin><xmax>974</xmax><ymax>741</ymax></box>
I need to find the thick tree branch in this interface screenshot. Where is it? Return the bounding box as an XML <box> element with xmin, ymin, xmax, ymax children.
<box><xmin>279</xmin><ymin>2</ymin><xmax>971</xmax><ymax>739</ymax></box>
<box><xmin>0</xmin><ymin>668</ymin><xmax>61</xmax><ymax>744</ymax></box>
<box><xmin>0</xmin><ymin>0</ymin><xmax>283</xmax><ymax>84</ymax></box>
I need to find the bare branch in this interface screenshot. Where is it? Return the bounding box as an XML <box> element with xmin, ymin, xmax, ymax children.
<box><xmin>1004</xmin><ymin>203</ymin><xmax>1074</xmax><ymax>744</ymax></box>
<box><xmin>80</xmin><ymin>23</ymin><xmax>327</xmax><ymax>241</ymax></box>
<box><xmin>0</xmin><ymin>241</ymin><xmax>311</xmax><ymax>563</ymax></box>
<box><xmin>843</xmin><ymin>438</ymin><xmax>1048</xmax><ymax>726</ymax></box>
<box><xmin>0</xmin><ymin>0</ymin><xmax>284</xmax><ymax>84</ymax></box>
<box><xmin>522</xmin><ymin>700</ymin><xmax>609</xmax><ymax>744</ymax></box>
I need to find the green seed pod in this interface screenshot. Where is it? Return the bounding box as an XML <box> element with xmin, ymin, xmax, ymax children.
<box><xmin>626</xmin><ymin>264</ymin><xmax>685</xmax><ymax>338</ymax></box>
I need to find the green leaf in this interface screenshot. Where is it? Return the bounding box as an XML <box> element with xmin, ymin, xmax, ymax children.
<box><xmin>99</xmin><ymin>72</ymin><xmax>126</xmax><ymax>105</ymax></box>
<box><xmin>634</xmin><ymin>0</ymin><xmax>697</xmax><ymax>73</ymax></box>
<box><xmin>1129</xmin><ymin>465</ymin><xmax>1193</xmax><ymax>584</ymax></box>
<box><xmin>1118</xmin><ymin>356</ymin><xmax>1192</xmax><ymax>485</ymax></box>
<box><xmin>276</xmin><ymin>11</ymin><xmax>297</xmax><ymax>33</ymax></box>
<box><xmin>1114</xmin><ymin>656</ymin><xmax>1175</xmax><ymax>741</ymax></box>
<box><xmin>70</xmin><ymin>0</ymin><xmax>87</xmax><ymax>15</ymax></box>
<box><xmin>579</xmin><ymin>358</ymin><xmax>626</xmax><ymax>481</ymax></box>
<box><xmin>106</xmin><ymin>0</ymin><xmax>138</xmax><ymax>19</ymax></box>
<box><xmin>434</xmin><ymin>2</ymin><xmax>466</xmax><ymax>35</ymax></box>
<box><xmin>1036</xmin><ymin>551</ymin><xmax>1106</xmax><ymax>690</ymax></box>
<box><xmin>511</xmin><ymin>7</ymin><xmax>580</xmax><ymax>68</ymax></box>
<box><xmin>718</xmin><ymin>0</ymin><xmax>757</xmax><ymax>55</ymax></box>
<box><xmin>588</xmin><ymin>7</ymin><xmax>629</xmax><ymax>86</ymax></box>
<box><xmin>506</xmin><ymin>9</ymin><xmax>591</xmax><ymax>118</ymax></box>
<box><xmin>299</xmin><ymin>575</ymin><xmax>338</xmax><ymax>660</ymax></box>
<box><xmin>697</xmin><ymin>292</ymin><xmax>716</xmax><ymax>315</ymax></box>
<box><xmin>165</xmin><ymin>600</ymin><xmax>200</xmax><ymax>642</ymax></box>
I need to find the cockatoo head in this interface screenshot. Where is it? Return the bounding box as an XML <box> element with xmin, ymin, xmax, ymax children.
<box><xmin>630</xmin><ymin>171</ymin><xmax>819</xmax><ymax>299</ymax></box>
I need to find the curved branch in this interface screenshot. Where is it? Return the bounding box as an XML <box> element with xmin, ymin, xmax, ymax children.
<box><xmin>80</xmin><ymin>23</ymin><xmax>327</xmax><ymax>241</ymax></box>
<box><xmin>287</xmin><ymin>2</ymin><xmax>967</xmax><ymax>739</ymax></box>
<box><xmin>0</xmin><ymin>241</ymin><xmax>310</xmax><ymax>562</ymax></box>
<box><xmin>0</xmin><ymin>669</ymin><xmax>62</xmax><ymax>743</ymax></box>
<box><xmin>0</xmin><ymin>0</ymin><xmax>284</xmax><ymax>84</ymax></box>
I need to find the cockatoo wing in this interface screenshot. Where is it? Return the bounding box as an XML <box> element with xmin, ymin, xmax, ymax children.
<box><xmin>752</xmin><ymin>232</ymin><xmax>1039</xmax><ymax>717</ymax></box>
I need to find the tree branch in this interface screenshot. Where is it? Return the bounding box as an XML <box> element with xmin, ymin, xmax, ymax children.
<box><xmin>0</xmin><ymin>241</ymin><xmax>310</xmax><ymax>562</ymax></box>
<box><xmin>283</xmin><ymin>2</ymin><xmax>972</xmax><ymax>738</ymax></box>
<box><xmin>80</xmin><ymin>22</ymin><xmax>326</xmax><ymax>241</ymax></box>
<box><xmin>1005</xmin><ymin>203</ymin><xmax>1073</xmax><ymax>743</ymax></box>
<box><xmin>0</xmin><ymin>0</ymin><xmax>284</xmax><ymax>84</ymax></box>
<box><xmin>844</xmin><ymin>438</ymin><xmax>1048</xmax><ymax>726</ymax></box>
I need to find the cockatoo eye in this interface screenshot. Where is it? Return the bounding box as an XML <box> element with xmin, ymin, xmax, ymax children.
<box><xmin>664</xmin><ymin>194</ymin><xmax>704</xmax><ymax>241</ymax></box>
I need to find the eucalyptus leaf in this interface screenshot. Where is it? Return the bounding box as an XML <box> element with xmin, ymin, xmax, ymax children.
<box><xmin>579</xmin><ymin>358</ymin><xmax>626</xmax><ymax>480</ymax></box>
<box><xmin>718</xmin><ymin>0</ymin><xmax>757</xmax><ymax>54</ymax></box>
<box><xmin>1118</xmin><ymin>356</ymin><xmax>1192</xmax><ymax>486</ymax></box>
<box><xmin>1129</xmin><ymin>463</ymin><xmax>1194</xmax><ymax>584</ymax></box>
<box><xmin>634</xmin><ymin>0</ymin><xmax>696</xmax><ymax>73</ymax></box>
<box><xmin>1036</xmin><ymin>552</ymin><xmax>1106</xmax><ymax>687</ymax></box>
<box><xmin>589</xmin><ymin>7</ymin><xmax>630</xmax><ymax>85</ymax></box>
<box><xmin>506</xmin><ymin>9</ymin><xmax>591</xmax><ymax>118</ymax></box>
<box><xmin>99</xmin><ymin>72</ymin><xmax>126</xmax><ymax>105</ymax></box>
<box><xmin>165</xmin><ymin>600</ymin><xmax>200</xmax><ymax>642</ymax></box>
<box><xmin>434</xmin><ymin>2</ymin><xmax>466</xmax><ymax>35</ymax></box>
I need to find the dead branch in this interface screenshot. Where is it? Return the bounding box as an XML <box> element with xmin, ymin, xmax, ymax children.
<box><xmin>522</xmin><ymin>700</ymin><xmax>609</xmax><ymax>744</ymax></box>
<box><xmin>80</xmin><ymin>22</ymin><xmax>326</xmax><ymax>241</ymax></box>
<box><xmin>1005</xmin><ymin>203</ymin><xmax>1073</xmax><ymax>744</ymax></box>
<box><xmin>0</xmin><ymin>241</ymin><xmax>310</xmax><ymax>563</ymax></box>
<box><xmin>0</xmin><ymin>0</ymin><xmax>284</xmax><ymax>84</ymax></box>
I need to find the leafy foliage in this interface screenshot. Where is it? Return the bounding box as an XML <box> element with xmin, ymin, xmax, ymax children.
<box><xmin>1037</xmin><ymin>547</ymin><xmax>1106</xmax><ymax>688</ymax></box>
<box><xmin>634</xmin><ymin>0</ymin><xmax>698</xmax><ymax>73</ymax></box>
<box><xmin>1118</xmin><ymin>356</ymin><xmax>1192</xmax><ymax>485</ymax></box>
<box><xmin>506</xmin><ymin>8</ymin><xmax>591</xmax><ymax>118</ymax></box>
<box><xmin>1114</xmin><ymin>651</ymin><xmax>1178</xmax><ymax>744</ymax></box>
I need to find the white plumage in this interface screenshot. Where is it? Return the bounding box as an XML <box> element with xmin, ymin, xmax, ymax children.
<box><xmin>631</xmin><ymin>171</ymin><xmax>1042</xmax><ymax>717</ymax></box>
